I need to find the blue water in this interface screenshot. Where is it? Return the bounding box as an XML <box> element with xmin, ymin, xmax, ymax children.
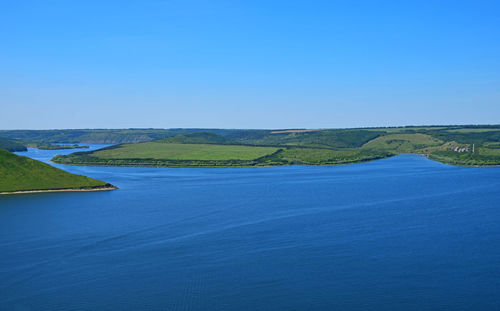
<box><xmin>1</xmin><ymin>146</ymin><xmax>500</xmax><ymax>310</ymax></box>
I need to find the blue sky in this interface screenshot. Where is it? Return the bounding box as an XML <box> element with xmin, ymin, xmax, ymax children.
<box><xmin>1</xmin><ymin>0</ymin><xmax>499</xmax><ymax>129</ymax></box>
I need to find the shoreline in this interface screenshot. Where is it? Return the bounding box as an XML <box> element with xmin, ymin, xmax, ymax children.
<box><xmin>53</xmin><ymin>155</ymin><xmax>500</xmax><ymax>168</ymax></box>
<box><xmin>50</xmin><ymin>156</ymin><xmax>391</xmax><ymax>168</ymax></box>
<box><xmin>0</xmin><ymin>185</ymin><xmax>118</xmax><ymax>195</ymax></box>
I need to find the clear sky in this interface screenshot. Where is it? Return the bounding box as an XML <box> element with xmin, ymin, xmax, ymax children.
<box><xmin>1</xmin><ymin>0</ymin><xmax>499</xmax><ymax>129</ymax></box>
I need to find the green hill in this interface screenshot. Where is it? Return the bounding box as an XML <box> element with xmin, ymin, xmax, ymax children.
<box><xmin>228</xmin><ymin>129</ymin><xmax>384</xmax><ymax>148</ymax></box>
<box><xmin>0</xmin><ymin>149</ymin><xmax>115</xmax><ymax>193</ymax></box>
<box><xmin>276</xmin><ymin>148</ymin><xmax>392</xmax><ymax>165</ymax></box>
<box><xmin>361</xmin><ymin>133</ymin><xmax>443</xmax><ymax>153</ymax></box>
<box><xmin>0</xmin><ymin>136</ymin><xmax>88</xmax><ymax>151</ymax></box>
<box><xmin>0</xmin><ymin>137</ymin><xmax>27</xmax><ymax>152</ymax></box>
<box><xmin>156</xmin><ymin>132</ymin><xmax>231</xmax><ymax>144</ymax></box>
<box><xmin>0</xmin><ymin>129</ymin><xmax>241</xmax><ymax>144</ymax></box>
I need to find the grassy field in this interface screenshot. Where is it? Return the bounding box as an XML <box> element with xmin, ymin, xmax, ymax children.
<box><xmin>361</xmin><ymin>133</ymin><xmax>443</xmax><ymax>153</ymax></box>
<box><xmin>53</xmin><ymin>141</ymin><xmax>393</xmax><ymax>167</ymax></box>
<box><xmin>429</xmin><ymin>150</ymin><xmax>500</xmax><ymax>166</ymax></box>
<box><xmin>0</xmin><ymin>149</ymin><xmax>111</xmax><ymax>193</ymax></box>
<box><xmin>477</xmin><ymin>147</ymin><xmax>500</xmax><ymax>156</ymax></box>
<box><xmin>92</xmin><ymin>142</ymin><xmax>279</xmax><ymax>161</ymax></box>
<box><xmin>278</xmin><ymin>148</ymin><xmax>392</xmax><ymax>165</ymax></box>
<box><xmin>232</xmin><ymin>129</ymin><xmax>384</xmax><ymax>148</ymax></box>
<box><xmin>483</xmin><ymin>142</ymin><xmax>500</xmax><ymax>149</ymax></box>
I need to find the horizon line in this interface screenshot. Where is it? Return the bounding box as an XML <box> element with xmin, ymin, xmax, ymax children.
<box><xmin>1</xmin><ymin>124</ymin><xmax>500</xmax><ymax>131</ymax></box>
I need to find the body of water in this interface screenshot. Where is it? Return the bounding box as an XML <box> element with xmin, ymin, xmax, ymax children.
<box><xmin>1</xmin><ymin>146</ymin><xmax>500</xmax><ymax>310</ymax></box>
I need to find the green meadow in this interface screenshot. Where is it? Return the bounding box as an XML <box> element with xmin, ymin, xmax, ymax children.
<box><xmin>92</xmin><ymin>142</ymin><xmax>279</xmax><ymax>161</ymax></box>
<box><xmin>278</xmin><ymin>148</ymin><xmax>391</xmax><ymax>165</ymax></box>
<box><xmin>361</xmin><ymin>133</ymin><xmax>443</xmax><ymax>153</ymax></box>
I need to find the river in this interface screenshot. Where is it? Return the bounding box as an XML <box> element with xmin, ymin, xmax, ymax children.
<box><xmin>1</xmin><ymin>146</ymin><xmax>500</xmax><ymax>310</ymax></box>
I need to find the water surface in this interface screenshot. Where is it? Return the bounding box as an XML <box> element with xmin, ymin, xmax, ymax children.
<box><xmin>1</xmin><ymin>147</ymin><xmax>500</xmax><ymax>310</ymax></box>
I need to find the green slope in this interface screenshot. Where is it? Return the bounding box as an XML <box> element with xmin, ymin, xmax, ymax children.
<box><xmin>361</xmin><ymin>133</ymin><xmax>443</xmax><ymax>153</ymax></box>
<box><xmin>92</xmin><ymin>142</ymin><xmax>278</xmax><ymax>161</ymax></box>
<box><xmin>228</xmin><ymin>129</ymin><xmax>384</xmax><ymax>148</ymax></box>
<box><xmin>429</xmin><ymin>147</ymin><xmax>500</xmax><ymax>166</ymax></box>
<box><xmin>0</xmin><ymin>137</ymin><xmax>27</xmax><ymax>152</ymax></box>
<box><xmin>276</xmin><ymin>148</ymin><xmax>392</xmax><ymax>165</ymax></box>
<box><xmin>156</xmin><ymin>132</ymin><xmax>231</xmax><ymax>144</ymax></box>
<box><xmin>53</xmin><ymin>142</ymin><xmax>282</xmax><ymax>167</ymax></box>
<box><xmin>0</xmin><ymin>149</ymin><xmax>114</xmax><ymax>193</ymax></box>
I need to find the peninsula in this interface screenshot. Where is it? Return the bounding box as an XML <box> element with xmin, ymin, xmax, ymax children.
<box><xmin>0</xmin><ymin>149</ymin><xmax>116</xmax><ymax>194</ymax></box>
<box><xmin>46</xmin><ymin>125</ymin><xmax>500</xmax><ymax>167</ymax></box>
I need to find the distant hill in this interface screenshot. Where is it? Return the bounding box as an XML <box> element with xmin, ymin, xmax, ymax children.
<box><xmin>156</xmin><ymin>132</ymin><xmax>231</xmax><ymax>144</ymax></box>
<box><xmin>0</xmin><ymin>136</ymin><xmax>88</xmax><ymax>152</ymax></box>
<box><xmin>0</xmin><ymin>149</ymin><xmax>116</xmax><ymax>193</ymax></box>
<box><xmin>0</xmin><ymin>137</ymin><xmax>27</xmax><ymax>152</ymax></box>
<box><xmin>0</xmin><ymin>129</ymin><xmax>242</xmax><ymax>144</ymax></box>
<box><xmin>361</xmin><ymin>133</ymin><xmax>443</xmax><ymax>153</ymax></box>
<box><xmin>3</xmin><ymin>126</ymin><xmax>500</xmax><ymax>147</ymax></box>
<box><xmin>231</xmin><ymin>129</ymin><xmax>385</xmax><ymax>148</ymax></box>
